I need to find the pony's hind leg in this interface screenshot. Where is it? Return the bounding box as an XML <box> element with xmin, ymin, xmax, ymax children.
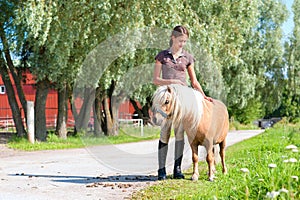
<box><xmin>206</xmin><ymin>145</ymin><xmax>215</xmax><ymax>181</ymax></box>
<box><xmin>191</xmin><ymin>144</ymin><xmax>199</xmax><ymax>181</ymax></box>
<box><xmin>219</xmin><ymin>140</ymin><xmax>227</xmax><ymax>174</ymax></box>
<box><xmin>212</xmin><ymin>146</ymin><xmax>218</xmax><ymax>173</ymax></box>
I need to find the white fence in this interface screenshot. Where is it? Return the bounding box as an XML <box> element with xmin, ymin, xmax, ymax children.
<box><xmin>118</xmin><ymin>118</ymin><xmax>144</xmax><ymax>136</ymax></box>
<box><xmin>0</xmin><ymin>117</ymin><xmax>16</xmax><ymax>132</ymax></box>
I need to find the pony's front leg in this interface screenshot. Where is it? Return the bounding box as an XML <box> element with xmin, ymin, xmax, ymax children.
<box><xmin>191</xmin><ymin>144</ymin><xmax>199</xmax><ymax>181</ymax></box>
<box><xmin>206</xmin><ymin>146</ymin><xmax>215</xmax><ymax>181</ymax></box>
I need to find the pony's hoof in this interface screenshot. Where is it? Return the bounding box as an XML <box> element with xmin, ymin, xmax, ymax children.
<box><xmin>191</xmin><ymin>174</ymin><xmax>199</xmax><ymax>181</ymax></box>
<box><xmin>208</xmin><ymin>174</ymin><xmax>215</xmax><ymax>182</ymax></box>
<box><xmin>212</xmin><ymin>167</ymin><xmax>216</xmax><ymax>174</ymax></box>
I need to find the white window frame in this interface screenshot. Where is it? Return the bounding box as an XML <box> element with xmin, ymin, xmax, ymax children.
<box><xmin>0</xmin><ymin>85</ymin><xmax>6</xmax><ymax>94</ymax></box>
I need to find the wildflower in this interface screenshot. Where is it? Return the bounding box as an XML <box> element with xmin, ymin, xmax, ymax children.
<box><xmin>240</xmin><ymin>168</ymin><xmax>249</xmax><ymax>173</ymax></box>
<box><xmin>279</xmin><ymin>188</ymin><xmax>289</xmax><ymax>194</ymax></box>
<box><xmin>288</xmin><ymin>158</ymin><xmax>297</xmax><ymax>163</ymax></box>
<box><xmin>285</xmin><ymin>145</ymin><xmax>298</xmax><ymax>150</ymax></box>
<box><xmin>266</xmin><ymin>191</ymin><xmax>280</xmax><ymax>199</ymax></box>
<box><xmin>268</xmin><ymin>163</ymin><xmax>277</xmax><ymax>168</ymax></box>
<box><xmin>291</xmin><ymin>176</ymin><xmax>298</xmax><ymax>181</ymax></box>
<box><xmin>283</xmin><ymin>158</ymin><xmax>297</xmax><ymax>163</ymax></box>
<box><xmin>292</xmin><ymin>149</ymin><xmax>299</xmax><ymax>153</ymax></box>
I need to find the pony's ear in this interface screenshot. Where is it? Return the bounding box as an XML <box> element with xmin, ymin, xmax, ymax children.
<box><xmin>167</xmin><ymin>85</ymin><xmax>172</xmax><ymax>94</ymax></box>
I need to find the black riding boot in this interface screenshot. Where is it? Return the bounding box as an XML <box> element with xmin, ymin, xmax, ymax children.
<box><xmin>173</xmin><ymin>140</ymin><xmax>185</xmax><ymax>179</ymax></box>
<box><xmin>158</xmin><ymin>140</ymin><xmax>168</xmax><ymax>180</ymax></box>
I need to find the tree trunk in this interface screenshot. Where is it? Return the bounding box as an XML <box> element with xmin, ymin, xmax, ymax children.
<box><xmin>0</xmin><ymin>61</ymin><xmax>26</xmax><ymax>137</ymax></box>
<box><xmin>75</xmin><ymin>87</ymin><xmax>95</xmax><ymax>132</ymax></box>
<box><xmin>130</xmin><ymin>98</ymin><xmax>143</xmax><ymax>117</ymax></box>
<box><xmin>0</xmin><ymin>25</ymin><xmax>28</xmax><ymax>121</ymax></box>
<box><xmin>130</xmin><ymin>97</ymin><xmax>152</xmax><ymax>125</ymax></box>
<box><xmin>111</xmin><ymin>96</ymin><xmax>119</xmax><ymax>135</ymax></box>
<box><xmin>35</xmin><ymin>79</ymin><xmax>50</xmax><ymax>141</ymax></box>
<box><xmin>101</xmin><ymin>100</ymin><xmax>107</xmax><ymax>135</ymax></box>
<box><xmin>103</xmin><ymin>80</ymin><xmax>118</xmax><ymax>136</ymax></box>
<box><xmin>93</xmin><ymin>87</ymin><xmax>103</xmax><ymax>136</ymax></box>
<box><xmin>56</xmin><ymin>83</ymin><xmax>68</xmax><ymax>139</ymax></box>
<box><xmin>143</xmin><ymin>97</ymin><xmax>152</xmax><ymax>117</ymax></box>
<box><xmin>103</xmin><ymin>96</ymin><xmax>118</xmax><ymax>136</ymax></box>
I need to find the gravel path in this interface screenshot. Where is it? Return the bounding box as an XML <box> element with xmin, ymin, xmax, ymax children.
<box><xmin>0</xmin><ymin>130</ymin><xmax>264</xmax><ymax>200</ymax></box>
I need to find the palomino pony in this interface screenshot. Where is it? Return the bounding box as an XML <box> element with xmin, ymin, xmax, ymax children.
<box><xmin>151</xmin><ymin>84</ymin><xmax>229</xmax><ymax>181</ymax></box>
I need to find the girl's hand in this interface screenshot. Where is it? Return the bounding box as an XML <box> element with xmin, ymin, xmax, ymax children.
<box><xmin>204</xmin><ymin>96</ymin><xmax>213</xmax><ymax>102</ymax></box>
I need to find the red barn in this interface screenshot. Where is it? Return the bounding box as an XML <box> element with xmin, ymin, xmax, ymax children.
<box><xmin>0</xmin><ymin>71</ymin><xmax>137</xmax><ymax>129</ymax></box>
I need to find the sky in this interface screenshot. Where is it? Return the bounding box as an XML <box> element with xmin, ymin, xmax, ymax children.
<box><xmin>281</xmin><ymin>0</ymin><xmax>294</xmax><ymax>40</ymax></box>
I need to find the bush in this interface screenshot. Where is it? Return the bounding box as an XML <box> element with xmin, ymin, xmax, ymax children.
<box><xmin>230</xmin><ymin>98</ymin><xmax>264</xmax><ymax>124</ymax></box>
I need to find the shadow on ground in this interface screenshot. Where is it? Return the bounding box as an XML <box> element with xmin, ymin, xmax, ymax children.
<box><xmin>9</xmin><ymin>173</ymin><xmax>157</xmax><ymax>185</ymax></box>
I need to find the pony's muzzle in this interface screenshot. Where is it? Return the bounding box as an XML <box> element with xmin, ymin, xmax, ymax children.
<box><xmin>151</xmin><ymin>108</ymin><xmax>165</xmax><ymax>126</ymax></box>
<box><xmin>152</xmin><ymin>114</ymin><xmax>162</xmax><ymax>126</ymax></box>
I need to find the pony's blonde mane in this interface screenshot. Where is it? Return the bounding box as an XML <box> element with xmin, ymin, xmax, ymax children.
<box><xmin>170</xmin><ymin>84</ymin><xmax>204</xmax><ymax>131</ymax></box>
<box><xmin>152</xmin><ymin>85</ymin><xmax>174</xmax><ymax>112</ymax></box>
<box><xmin>153</xmin><ymin>84</ymin><xmax>204</xmax><ymax>131</ymax></box>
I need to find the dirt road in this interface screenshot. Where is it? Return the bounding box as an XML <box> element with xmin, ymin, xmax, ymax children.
<box><xmin>0</xmin><ymin>130</ymin><xmax>263</xmax><ymax>200</ymax></box>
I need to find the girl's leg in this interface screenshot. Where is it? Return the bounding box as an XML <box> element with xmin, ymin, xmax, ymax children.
<box><xmin>158</xmin><ymin>120</ymin><xmax>171</xmax><ymax>180</ymax></box>
<box><xmin>173</xmin><ymin>123</ymin><xmax>185</xmax><ymax>179</ymax></box>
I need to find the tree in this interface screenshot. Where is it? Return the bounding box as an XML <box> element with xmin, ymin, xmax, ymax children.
<box><xmin>0</xmin><ymin>54</ymin><xmax>26</xmax><ymax>137</ymax></box>
<box><xmin>280</xmin><ymin>0</ymin><xmax>300</xmax><ymax>120</ymax></box>
<box><xmin>0</xmin><ymin>0</ymin><xmax>27</xmax><ymax>137</ymax></box>
<box><xmin>257</xmin><ymin>0</ymin><xmax>288</xmax><ymax>118</ymax></box>
<box><xmin>75</xmin><ymin>0</ymin><xmax>189</xmax><ymax>135</ymax></box>
<box><xmin>184</xmin><ymin>0</ymin><xmax>290</xmax><ymax>122</ymax></box>
<box><xmin>15</xmin><ymin>1</ymin><xmax>113</xmax><ymax>138</ymax></box>
<box><xmin>4</xmin><ymin>0</ymin><xmax>296</xmax><ymax>141</ymax></box>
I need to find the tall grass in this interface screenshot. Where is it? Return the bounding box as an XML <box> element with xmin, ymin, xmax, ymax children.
<box><xmin>132</xmin><ymin>123</ymin><xmax>300</xmax><ymax>199</ymax></box>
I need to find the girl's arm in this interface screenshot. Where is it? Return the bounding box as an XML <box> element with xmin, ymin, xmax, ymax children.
<box><xmin>187</xmin><ymin>64</ymin><xmax>213</xmax><ymax>102</ymax></box>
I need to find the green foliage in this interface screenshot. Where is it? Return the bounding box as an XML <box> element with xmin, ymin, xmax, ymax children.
<box><xmin>278</xmin><ymin>92</ymin><xmax>300</xmax><ymax>120</ymax></box>
<box><xmin>229</xmin><ymin>118</ymin><xmax>259</xmax><ymax>131</ymax></box>
<box><xmin>276</xmin><ymin>0</ymin><xmax>300</xmax><ymax>121</ymax></box>
<box><xmin>230</xmin><ymin>98</ymin><xmax>264</xmax><ymax>124</ymax></box>
<box><xmin>132</xmin><ymin>124</ymin><xmax>300</xmax><ymax>199</ymax></box>
<box><xmin>2</xmin><ymin>0</ymin><xmax>299</xmax><ymax>133</ymax></box>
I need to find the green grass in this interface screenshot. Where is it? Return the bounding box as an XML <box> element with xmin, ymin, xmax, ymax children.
<box><xmin>7</xmin><ymin>126</ymin><xmax>161</xmax><ymax>151</ymax></box>
<box><xmin>132</xmin><ymin>123</ymin><xmax>300</xmax><ymax>200</ymax></box>
<box><xmin>229</xmin><ymin>119</ymin><xmax>258</xmax><ymax>130</ymax></box>
<box><xmin>7</xmin><ymin>121</ymin><xmax>257</xmax><ymax>151</ymax></box>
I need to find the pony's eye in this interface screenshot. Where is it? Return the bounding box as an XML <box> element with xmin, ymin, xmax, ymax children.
<box><xmin>165</xmin><ymin>100</ymin><xmax>169</xmax><ymax>105</ymax></box>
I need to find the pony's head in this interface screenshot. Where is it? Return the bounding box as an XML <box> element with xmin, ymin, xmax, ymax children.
<box><xmin>151</xmin><ymin>85</ymin><xmax>177</xmax><ymax>126</ymax></box>
<box><xmin>151</xmin><ymin>84</ymin><xmax>204</xmax><ymax>131</ymax></box>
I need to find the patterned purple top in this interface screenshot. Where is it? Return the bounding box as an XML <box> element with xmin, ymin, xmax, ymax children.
<box><xmin>155</xmin><ymin>49</ymin><xmax>195</xmax><ymax>85</ymax></box>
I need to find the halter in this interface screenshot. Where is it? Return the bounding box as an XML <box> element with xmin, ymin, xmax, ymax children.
<box><xmin>153</xmin><ymin>87</ymin><xmax>174</xmax><ymax>119</ymax></box>
<box><xmin>156</xmin><ymin>108</ymin><xmax>172</xmax><ymax>119</ymax></box>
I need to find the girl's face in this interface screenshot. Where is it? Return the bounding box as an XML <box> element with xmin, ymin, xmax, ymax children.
<box><xmin>171</xmin><ymin>34</ymin><xmax>188</xmax><ymax>50</ymax></box>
